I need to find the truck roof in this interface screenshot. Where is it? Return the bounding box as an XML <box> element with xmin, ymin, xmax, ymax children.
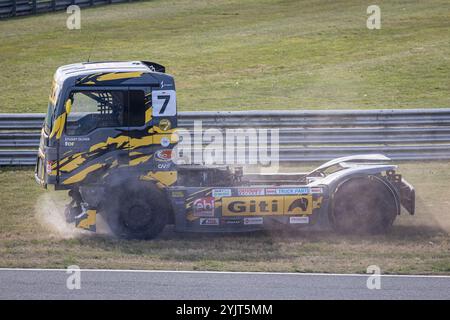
<box><xmin>53</xmin><ymin>61</ymin><xmax>165</xmax><ymax>85</ymax></box>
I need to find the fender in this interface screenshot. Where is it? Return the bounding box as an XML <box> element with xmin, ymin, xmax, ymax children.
<box><xmin>309</xmin><ymin>153</ymin><xmax>392</xmax><ymax>175</ymax></box>
<box><xmin>308</xmin><ymin>163</ymin><xmax>397</xmax><ymax>190</ymax></box>
<box><xmin>308</xmin><ymin>164</ymin><xmax>403</xmax><ymax>222</ymax></box>
<box><xmin>307</xmin><ymin>154</ymin><xmax>415</xmax><ymax>215</ymax></box>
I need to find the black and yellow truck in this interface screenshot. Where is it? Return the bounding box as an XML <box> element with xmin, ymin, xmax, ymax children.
<box><xmin>35</xmin><ymin>61</ymin><xmax>415</xmax><ymax>239</ymax></box>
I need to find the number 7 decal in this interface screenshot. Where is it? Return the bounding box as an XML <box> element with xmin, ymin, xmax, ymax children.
<box><xmin>152</xmin><ymin>90</ymin><xmax>176</xmax><ymax>116</ymax></box>
<box><xmin>157</xmin><ymin>95</ymin><xmax>170</xmax><ymax>114</ymax></box>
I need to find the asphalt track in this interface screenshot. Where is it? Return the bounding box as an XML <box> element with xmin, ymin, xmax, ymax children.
<box><xmin>0</xmin><ymin>269</ymin><xmax>449</xmax><ymax>300</ymax></box>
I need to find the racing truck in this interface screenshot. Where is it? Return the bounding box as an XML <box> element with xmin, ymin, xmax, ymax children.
<box><xmin>35</xmin><ymin>61</ymin><xmax>415</xmax><ymax>239</ymax></box>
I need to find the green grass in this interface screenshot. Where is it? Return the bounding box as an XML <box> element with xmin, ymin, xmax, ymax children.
<box><xmin>0</xmin><ymin>163</ymin><xmax>449</xmax><ymax>274</ymax></box>
<box><xmin>0</xmin><ymin>0</ymin><xmax>449</xmax><ymax>113</ymax></box>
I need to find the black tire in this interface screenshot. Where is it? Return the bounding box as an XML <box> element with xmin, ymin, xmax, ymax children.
<box><xmin>103</xmin><ymin>181</ymin><xmax>171</xmax><ymax>239</ymax></box>
<box><xmin>330</xmin><ymin>176</ymin><xmax>399</xmax><ymax>234</ymax></box>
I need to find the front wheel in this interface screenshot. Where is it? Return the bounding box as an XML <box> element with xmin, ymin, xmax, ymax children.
<box><xmin>104</xmin><ymin>182</ymin><xmax>171</xmax><ymax>239</ymax></box>
<box><xmin>330</xmin><ymin>176</ymin><xmax>399</xmax><ymax>234</ymax></box>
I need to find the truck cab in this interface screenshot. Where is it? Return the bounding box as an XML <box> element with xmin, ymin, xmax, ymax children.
<box><xmin>36</xmin><ymin>61</ymin><xmax>177</xmax><ymax>189</ymax></box>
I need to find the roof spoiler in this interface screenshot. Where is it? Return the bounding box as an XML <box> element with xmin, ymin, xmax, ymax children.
<box><xmin>141</xmin><ymin>61</ymin><xmax>165</xmax><ymax>73</ymax></box>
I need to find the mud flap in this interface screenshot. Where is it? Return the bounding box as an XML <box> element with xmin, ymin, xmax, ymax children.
<box><xmin>399</xmin><ymin>178</ymin><xmax>415</xmax><ymax>215</ymax></box>
<box><xmin>75</xmin><ymin>209</ymin><xmax>96</xmax><ymax>232</ymax></box>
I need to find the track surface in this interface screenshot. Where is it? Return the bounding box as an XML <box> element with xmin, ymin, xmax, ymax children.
<box><xmin>1</xmin><ymin>269</ymin><xmax>449</xmax><ymax>300</ymax></box>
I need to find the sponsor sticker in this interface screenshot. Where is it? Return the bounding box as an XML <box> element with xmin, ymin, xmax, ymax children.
<box><xmin>64</xmin><ymin>137</ymin><xmax>90</xmax><ymax>141</ymax></box>
<box><xmin>46</xmin><ymin>161</ymin><xmax>53</xmax><ymax>174</ymax></box>
<box><xmin>222</xmin><ymin>218</ymin><xmax>242</xmax><ymax>225</ymax></box>
<box><xmin>266</xmin><ymin>187</ymin><xmax>310</xmax><ymax>195</ymax></box>
<box><xmin>310</xmin><ymin>187</ymin><xmax>323</xmax><ymax>194</ymax></box>
<box><xmin>160</xmin><ymin>137</ymin><xmax>170</xmax><ymax>147</ymax></box>
<box><xmin>193</xmin><ymin>197</ymin><xmax>215</xmax><ymax>217</ymax></box>
<box><xmin>157</xmin><ymin>163</ymin><xmax>171</xmax><ymax>169</ymax></box>
<box><xmin>222</xmin><ymin>195</ymin><xmax>313</xmax><ymax>216</ymax></box>
<box><xmin>212</xmin><ymin>189</ymin><xmax>232</xmax><ymax>198</ymax></box>
<box><xmin>199</xmin><ymin>218</ymin><xmax>219</xmax><ymax>226</ymax></box>
<box><xmin>285</xmin><ymin>196</ymin><xmax>311</xmax><ymax>214</ymax></box>
<box><xmin>155</xmin><ymin>149</ymin><xmax>172</xmax><ymax>161</ymax></box>
<box><xmin>158</xmin><ymin>119</ymin><xmax>171</xmax><ymax>131</ymax></box>
<box><xmin>243</xmin><ymin>217</ymin><xmax>264</xmax><ymax>225</ymax></box>
<box><xmin>171</xmin><ymin>191</ymin><xmax>184</xmax><ymax>198</ymax></box>
<box><xmin>289</xmin><ymin>216</ymin><xmax>310</xmax><ymax>224</ymax></box>
<box><xmin>237</xmin><ymin>188</ymin><xmax>265</xmax><ymax>196</ymax></box>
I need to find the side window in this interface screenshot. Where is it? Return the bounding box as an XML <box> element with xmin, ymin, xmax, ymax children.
<box><xmin>66</xmin><ymin>90</ymin><xmax>126</xmax><ymax>136</ymax></box>
<box><xmin>127</xmin><ymin>90</ymin><xmax>145</xmax><ymax>127</ymax></box>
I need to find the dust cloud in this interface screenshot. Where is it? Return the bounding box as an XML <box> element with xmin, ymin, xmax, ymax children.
<box><xmin>34</xmin><ymin>193</ymin><xmax>113</xmax><ymax>239</ymax></box>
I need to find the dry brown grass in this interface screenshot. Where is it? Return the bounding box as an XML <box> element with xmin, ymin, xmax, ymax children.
<box><xmin>0</xmin><ymin>162</ymin><xmax>449</xmax><ymax>274</ymax></box>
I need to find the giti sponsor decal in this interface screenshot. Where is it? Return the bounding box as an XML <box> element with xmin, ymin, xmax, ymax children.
<box><xmin>237</xmin><ymin>188</ymin><xmax>265</xmax><ymax>196</ymax></box>
<box><xmin>212</xmin><ymin>188</ymin><xmax>232</xmax><ymax>198</ymax></box>
<box><xmin>289</xmin><ymin>216</ymin><xmax>310</xmax><ymax>224</ymax></box>
<box><xmin>243</xmin><ymin>217</ymin><xmax>263</xmax><ymax>225</ymax></box>
<box><xmin>193</xmin><ymin>197</ymin><xmax>215</xmax><ymax>217</ymax></box>
<box><xmin>199</xmin><ymin>218</ymin><xmax>219</xmax><ymax>226</ymax></box>
<box><xmin>222</xmin><ymin>196</ymin><xmax>313</xmax><ymax>216</ymax></box>
<box><xmin>155</xmin><ymin>149</ymin><xmax>172</xmax><ymax>161</ymax></box>
<box><xmin>265</xmin><ymin>187</ymin><xmax>309</xmax><ymax>195</ymax></box>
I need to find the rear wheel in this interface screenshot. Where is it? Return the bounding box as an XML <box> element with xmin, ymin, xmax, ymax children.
<box><xmin>330</xmin><ymin>176</ymin><xmax>399</xmax><ymax>234</ymax></box>
<box><xmin>104</xmin><ymin>181</ymin><xmax>171</xmax><ymax>239</ymax></box>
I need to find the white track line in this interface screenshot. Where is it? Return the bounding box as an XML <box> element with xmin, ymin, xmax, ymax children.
<box><xmin>0</xmin><ymin>268</ymin><xmax>449</xmax><ymax>278</ymax></box>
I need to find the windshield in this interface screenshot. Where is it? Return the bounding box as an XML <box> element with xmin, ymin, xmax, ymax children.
<box><xmin>44</xmin><ymin>102</ymin><xmax>54</xmax><ymax>133</ymax></box>
<box><xmin>44</xmin><ymin>80</ymin><xmax>60</xmax><ymax>133</ymax></box>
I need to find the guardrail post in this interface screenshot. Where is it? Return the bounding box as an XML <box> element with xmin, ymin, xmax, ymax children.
<box><xmin>51</xmin><ymin>0</ymin><xmax>55</xmax><ymax>11</ymax></box>
<box><xmin>32</xmin><ymin>0</ymin><xmax>37</xmax><ymax>14</ymax></box>
<box><xmin>12</xmin><ymin>0</ymin><xmax>17</xmax><ymax>17</ymax></box>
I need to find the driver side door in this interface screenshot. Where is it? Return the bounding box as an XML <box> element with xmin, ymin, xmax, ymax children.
<box><xmin>56</xmin><ymin>87</ymin><xmax>132</xmax><ymax>186</ymax></box>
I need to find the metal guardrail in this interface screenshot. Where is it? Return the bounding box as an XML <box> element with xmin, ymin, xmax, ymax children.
<box><xmin>0</xmin><ymin>0</ymin><xmax>137</xmax><ymax>19</ymax></box>
<box><xmin>1</xmin><ymin>109</ymin><xmax>450</xmax><ymax>166</ymax></box>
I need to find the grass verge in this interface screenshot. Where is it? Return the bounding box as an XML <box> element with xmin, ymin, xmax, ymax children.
<box><xmin>0</xmin><ymin>163</ymin><xmax>449</xmax><ymax>274</ymax></box>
